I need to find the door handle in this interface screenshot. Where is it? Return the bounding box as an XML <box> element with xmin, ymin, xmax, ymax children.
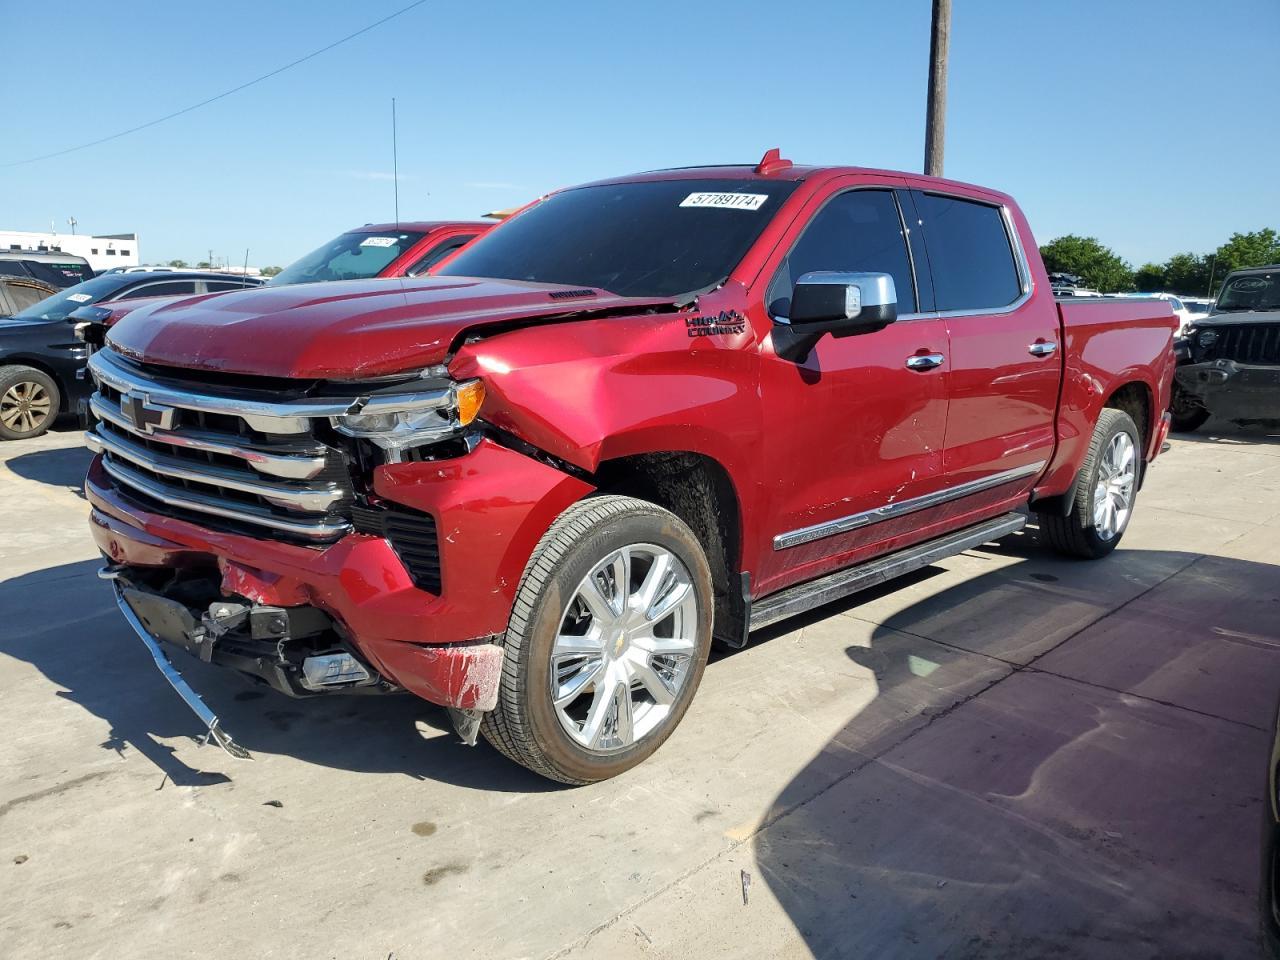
<box><xmin>1028</xmin><ymin>340</ymin><xmax>1058</xmax><ymax>357</ymax></box>
<box><xmin>905</xmin><ymin>353</ymin><xmax>945</xmax><ymax>371</ymax></box>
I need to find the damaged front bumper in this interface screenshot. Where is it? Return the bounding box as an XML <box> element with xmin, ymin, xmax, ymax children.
<box><xmin>1175</xmin><ymin>359</ymin><xmax>1280</xmax><ymax>421</ymax></box>
<box><xmin>102</xmin><ymin>567</ymin><xmax>253</xmax><ymax>760</ymax></box>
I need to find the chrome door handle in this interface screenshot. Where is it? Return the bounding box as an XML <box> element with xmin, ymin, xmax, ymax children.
<box><xmin>905</xmin><ymin>353</ymin><xmax>945</xmax><ymax>371</ymax></box>
<box><xmin>1028</xmin><ymin>341</ymin><xmax>1058</xmax><ymax>357</ymax></box>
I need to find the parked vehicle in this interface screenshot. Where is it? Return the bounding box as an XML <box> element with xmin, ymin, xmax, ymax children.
<box><xmin>266</xmin><ymin>221</ymin><xmax>491</xmax><ymax>287</ymax></box>
<box><xmin>0</xmin><ymin>250</ymin><xmax>95</xmax><ymax>288</ymax></box>
<box><xmin>0</xmin><ymin>276</ymin><xmax>57</xmax><ymax>318</ymax></box>
<box><xmin>0</xmin><ymin>271</ymin><xmax>262</xmax><ymax>439</ymax></box>
<box><xmin>84</xmin><ymin>152</ymin><xmax>1177</xmax><ymax>782</ymax></box>
<box><xmin>1172</xmin><ymin>264</ymin><xmax>1280</xmax><ymax>431</ymax></box>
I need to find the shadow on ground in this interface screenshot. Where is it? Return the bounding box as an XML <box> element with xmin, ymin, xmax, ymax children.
<box><xmin>753</xmin><ymin>545</ymin><xmax>1279</xmax><ymax>959</ymax></box>
<box><xmin>4</xmin><ymin>442</ymin><xmax>93</xmax><ymax>496</ymax></box>
<box><xmin>0</xmin><ymin>558</ymin><xmax>558</xmax><ymax>794</ymax></box>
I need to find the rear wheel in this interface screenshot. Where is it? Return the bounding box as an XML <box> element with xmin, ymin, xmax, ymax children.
<box><xmin>1040</xmin><ymin>408</ymin><xmax>1140</xmax><ymax>559</ymax></box>
<box><xmin>0</xmin><ymin>366</ymin><xmax>59</xmax><ymax>441</ymax></box>
<box><xmin>481</xmin><ymin>496</ymin><xmax>713</xmax><ymax>784</ymax></box>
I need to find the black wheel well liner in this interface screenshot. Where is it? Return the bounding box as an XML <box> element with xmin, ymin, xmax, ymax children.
<box><xmin>593</xmin><ymin>452</ymin><xmax>746</xmax><ymax>647</ymax></box>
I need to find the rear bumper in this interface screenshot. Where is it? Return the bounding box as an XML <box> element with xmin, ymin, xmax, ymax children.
<box><xmin>86</xmin><ymin>438</ymin><xmax>593</xmax><ymax>710</ymax></box>
<box><xmin>1175</xmin><ymin>360</ymin><xmax>1280</xmax><ymax>420</ymax></box>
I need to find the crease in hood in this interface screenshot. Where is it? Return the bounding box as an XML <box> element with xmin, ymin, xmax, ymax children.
<box><xmin>105</xmin><ymin>276</ymin><xmax>679</xmax><ymax>380</ymax></box>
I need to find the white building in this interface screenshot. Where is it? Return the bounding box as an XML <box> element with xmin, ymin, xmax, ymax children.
<box><xmin>0</xmin><ymin>230</ymin><xmax>140</xmax><ymax>271</ymax></box>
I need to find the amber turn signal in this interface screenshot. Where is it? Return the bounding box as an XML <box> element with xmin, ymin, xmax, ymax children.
<box><xmin>455</xmin><ymin>379</ymin><xmax>486</xmax><ymax>426</ymax></box>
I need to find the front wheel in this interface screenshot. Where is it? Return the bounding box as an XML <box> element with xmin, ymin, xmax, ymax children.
<box><xmin>0</xmin><ymin>365</ymin><xmax>60</xmax><ymax>441</ymax></box>
<box><xmin>481</xmin><ymin>496</ymin><xmax>713</xmax><ymax>784</ymax></box>
<box><xmin>1040</xmin><ymin>408</ymin><xmax>1141</xmax><ymax>560</ymax></box>
<box><xmin>1170</xmin><ymin>382</ymin><xmax>1210</xmax><ymax>432</ymax></box>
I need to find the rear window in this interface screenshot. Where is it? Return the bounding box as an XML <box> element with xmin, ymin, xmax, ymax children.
<box><xmin>268</xmin><ymin>230</ymin><xmax>426</xmax><ymax>286</ymax></box>
<box><xmin>915</xmin><ymin>193</ymin><xmax>1022</xmax><ymax>312</ymax></box>
<box><xmin>11</xmin><ymin>274</ymin><xmax>131</xmax><ymax>322</ymax></box>
<box><xmin>437</xmin><ymin>178</ymin><xmax>799</xmax><ymax>298</ymax></box>
<box><xmin>18</xmin><ymin>260</ymin><xmax>95</xmax><ymax>288</ymax></box>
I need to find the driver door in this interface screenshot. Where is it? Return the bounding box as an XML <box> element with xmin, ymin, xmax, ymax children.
<box><xmin>755</xmin><ymin>182</ymin><xmax>951</xmax><ymax>595</ymax></box>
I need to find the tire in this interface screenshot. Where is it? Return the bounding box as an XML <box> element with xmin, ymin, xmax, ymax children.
<box><xmin>1170</xmin><ymin>382</ymin><xmax>1210</xmax><ymax>433</ymax></box>
<box><xmin>1039</xmin><ymin>408</ymin><xmax>1141</xmax><ymax>560</ymax></box>
<box><xmin>0</xmin><ymin>365</ymin><xmax>60</xmax><ymax>441</ymax></box>
<box><xmin>481</xmin><ymin>495</ymin><xmax>714</xmax><ymax>784</ymax></box>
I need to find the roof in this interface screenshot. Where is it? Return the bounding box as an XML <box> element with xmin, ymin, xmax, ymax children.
<box><xmin>350</xmin><ymin>220</ymin><xmax>490</xmax><ymax>234</ymax></box>
<box><xmin>0</xmin><ymin>250</ymin><xmax>91</xmax><ymax>263</ymax></box>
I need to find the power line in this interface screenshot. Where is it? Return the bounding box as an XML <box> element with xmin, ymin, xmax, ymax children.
<box><xmin>4</xmin><ymin>0</ymin><xmax>430</xmax><ymax>168</ymax></box>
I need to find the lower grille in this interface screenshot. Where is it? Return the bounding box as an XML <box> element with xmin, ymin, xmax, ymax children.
<box><xmin>351</xmin><ymin>504</ymin><xmax>442</xmax><ymax>594</ymax></box>
<box><xmin>1213</xmin><ymin>324</ymin><xmax>1280</xmax><ymax>365</ymax></box>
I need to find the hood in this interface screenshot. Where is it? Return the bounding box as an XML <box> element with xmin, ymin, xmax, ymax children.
<box><xmin>105</xmin><ymin>276</ymin><xmax>678</xmax><ymax>379</ymax></box>
<box><xmin>1195</xmin><ymin>309</ymin><xmax>1280</xmax><ymax>327</ymax></box>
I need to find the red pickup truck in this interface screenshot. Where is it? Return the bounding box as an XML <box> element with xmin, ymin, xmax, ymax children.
<box><xmin>85</xmin><ymin>152</ymin><xmax>1176</xmax><ymax>783</ymax></box>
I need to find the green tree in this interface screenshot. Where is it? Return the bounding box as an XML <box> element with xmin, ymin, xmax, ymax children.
<box><xmin>1213</xmin><ymin>229</ymin><xmax>1280</xmax><ymax>276</ymax></box>
<box><xmin>1134</xmin><ymin>262</ymin><xmax>1165</xmax><ymax>292</ymax></box>
<box><xmin>260</xmin><ymin>265</ymin><xmax>283</xmax><ymax>277</ymax></box>
<box><xmin>1039</xmin><ymin>235</ymin><xmax>1135</xmax><ymax>292</ymax></box>
<box><xmin>196</xmin><ymin>261</ymin><xmax>212</xmax><ymax>269</ymax></box>
<box><xmin>1163</xmin><ymin>252</ymin><xmax>1212</xmax><ymax>297</ymax></box>
<box><xmin>167</xmin><ymin>259</ymin><xmax>188</xmax><ymax>268</ymax></box>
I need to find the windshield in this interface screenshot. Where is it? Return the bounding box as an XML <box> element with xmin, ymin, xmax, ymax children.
<box><xmin>1216</xmin><ymin>272</ymin><xmax>1280</xmax><ymax>312</ymax></box>
<box><xmin>12</xmin><ymin>274</ymin><xmax>128</xmax><ymax>322</ymax></box>
<box><xmin>437</xmin><ymin>178</ymin><xmax>799</xmax><ymax>298</ymax></box>
<box><xmin>269</xmin><ymin>230</ymin><xmax>425</xmax><ymax>286</ymax></box>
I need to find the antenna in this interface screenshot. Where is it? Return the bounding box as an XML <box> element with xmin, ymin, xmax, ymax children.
<box><xmin>391</xmin><ymin>97</ymin><xmax>400</xmax><ymax>227</ymax></box>
<box><xmin>243</xmin><ymin>248</ymin><xmax>250</xmax><ymax>285</ymax></box>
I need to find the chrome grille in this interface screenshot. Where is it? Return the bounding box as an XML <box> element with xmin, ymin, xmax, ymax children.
<box><xmin>85</xmin><ymin>350</ymin><xmax>365</xmax><ymax>541</ymax></box>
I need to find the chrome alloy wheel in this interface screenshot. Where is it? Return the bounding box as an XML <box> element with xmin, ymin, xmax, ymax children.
<box><xmin>1092</xmin><ymin>431</ymin><xmax>1136</xmax><ymax>541</ymax></box>
<box><xmin>0</xmin><ymin>381</ymin><xmax>52</xmax><ymax>434</ymax></box>
<box><xmin>550</xmin><ymin>544</ymin><xmax>699</xmax><ymax>753</ymax></box>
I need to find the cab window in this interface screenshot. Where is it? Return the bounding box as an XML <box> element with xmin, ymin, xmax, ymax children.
<box><xmin>767</xmin><ymin>189</ymin><xmax>916</xmax><ymax>317</ymax></box>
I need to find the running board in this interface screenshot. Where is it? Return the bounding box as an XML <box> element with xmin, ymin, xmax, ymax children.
<box><xmin>749</xmin><ymin>512</ymin><xmax>1026</xmax><ymax>632</ymax></box>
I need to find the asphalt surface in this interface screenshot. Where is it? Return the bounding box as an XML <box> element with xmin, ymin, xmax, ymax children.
<box><xmin>2</xmin><ymin>418</ymin><xmax>1279</xmax><ymax>960</ymax></box>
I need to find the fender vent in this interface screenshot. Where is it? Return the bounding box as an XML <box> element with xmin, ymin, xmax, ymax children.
<box><xmin>351</xmin><ymin>504</ymin><xmax>442</xmax><ymax>594</ymax></box>
<box><xmin>548</xmin><ymin>288</ymin><xmax>596</xmax><ymax>300</ymax></box>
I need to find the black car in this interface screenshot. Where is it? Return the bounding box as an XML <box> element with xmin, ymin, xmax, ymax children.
<box><xmin>0</xmin><ymin>271</ymin><xmax>261</xmax><ymax>440</ymax></box>
<box><xmin>1172</xmin><ymin>264</ymin><xmax>1280</xmax><ymax>431</ymax></box>
<box><xmin>0</xmin><ymin>250</ymin><xmax>95</xmax><ymax>288</ymax></box>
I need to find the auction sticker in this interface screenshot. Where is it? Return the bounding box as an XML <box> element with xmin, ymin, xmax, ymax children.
<box><xmin>680</xmin><ymin>192</ymin><xmax>768</xmax><ymax>211</ymax></box>
<box><xmin>360</xmin><ymin>236</ymin><xmax>398</xmax><ymax>247</ymax></box>
<box><xmin>67</xmin><ymin>293</ymin><xmax>93</xmax><ymax>302</ymax></box>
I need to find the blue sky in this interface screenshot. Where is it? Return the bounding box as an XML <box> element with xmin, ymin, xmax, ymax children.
<box><xmin>3</xmin><ymin>0</ymin><xmax>1276</xmax><ymax>269</ymax></box>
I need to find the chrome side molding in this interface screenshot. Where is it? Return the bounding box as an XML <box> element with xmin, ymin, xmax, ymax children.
<box><xmin>773</xmin><ymin>460</ymin><xmax>1046</xmax><ymax>550</ymax></box>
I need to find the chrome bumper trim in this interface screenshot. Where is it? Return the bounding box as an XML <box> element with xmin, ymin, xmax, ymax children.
<box><xmin>103</xmin><ymin>569</ymin><xmax>252</xmax><ymax>761</ymax></box>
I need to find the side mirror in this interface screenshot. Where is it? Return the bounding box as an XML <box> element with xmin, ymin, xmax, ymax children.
<box><xmin>773</xmin><ymin>271</ymin><xmax>898</xmax><ymax>363</ymax></box>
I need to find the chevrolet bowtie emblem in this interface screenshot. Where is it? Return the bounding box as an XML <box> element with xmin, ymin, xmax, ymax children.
<box><xmin>120</xmin><ymin>391</ymin><xmax>176</xmax><ymax>434</ymax></box>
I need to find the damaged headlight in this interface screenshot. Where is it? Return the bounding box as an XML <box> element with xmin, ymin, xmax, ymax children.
<box><xmin>332</xmin><ymin>379</ymin><xmax>485</xmax><ymax>460</ymax></box>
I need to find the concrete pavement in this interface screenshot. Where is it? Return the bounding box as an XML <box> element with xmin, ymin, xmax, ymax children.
<box><xmin>2</xmin><ymin>420</ymin><xmax>1278</xmax><ymax>959</ymax></box>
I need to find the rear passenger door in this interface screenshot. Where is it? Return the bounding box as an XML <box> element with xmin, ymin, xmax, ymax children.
<box><xmin>911</xmin><ymin>189</ymin><xmax>1059</xmax><ymax>491</ymax></box>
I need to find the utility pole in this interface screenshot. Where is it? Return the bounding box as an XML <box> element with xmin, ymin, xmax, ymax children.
<box><xmin>924</xmin><ymin>0</ymin><xmax>951</xmax><ymax>177</ymax></box>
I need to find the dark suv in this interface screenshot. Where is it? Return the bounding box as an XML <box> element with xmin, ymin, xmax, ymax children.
<box><xmin>0</xmin><ymin>271</ymin><xmax>261</xmax><ymax>440</ymax></box>
<box><xmin>1173</xmin><ymin>264</ymin><xmax>1280</xmax><ymax>431</ymax></box>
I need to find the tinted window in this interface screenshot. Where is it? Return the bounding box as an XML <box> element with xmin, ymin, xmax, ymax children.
<box><xmin>117</xmin><ymin>280</ymin><xmax>199</xmax><ymax>300</ymax></box>
<box><xmin>0</xmin><ymin>261</ymin><xmax>27</xmax><ymax>278</ymax></box>
<box><xmin>408</xmin><ymin>235</ymin><xmax>478</xmax><ymax>276</ymax></box>
<box><xmin>767</xmin><ymin>189</ymin><xmax>916</xmax><ymax>316</ymax></box>
<box><xmin>915</xmin><ymin>193</ymin><xmax>1021</xmax><ymax>311</ymax></box>
<box><xmin>205</xmin><ymin>279</ymin><xmax>259</xmax><ymax>292</ymax></box>
<box><xmin>22</xmin><ymin>260</ymin><xmax>95</xmax><ymax>288</ymax></box>
<box><xmin>268</xmin><ymin>230</ymin><xmax>426</xmax><ymax>286</ymax></box>
<box><xmin>438</xmin><ymin>178</ymin><xmax>799</xmax><ymax>298</ymax></box>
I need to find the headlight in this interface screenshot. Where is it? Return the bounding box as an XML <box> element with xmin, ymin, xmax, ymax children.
<box><xmin>332</xmin><ymin>379</ymin><xmax>485</xmax><ymax>459</ymax></box>
<box><xmin>1198</xmin><ymin>330</ymin><xmax>1218</xmax><ymax>348</ymax></box>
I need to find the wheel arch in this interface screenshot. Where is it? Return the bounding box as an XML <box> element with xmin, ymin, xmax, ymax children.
<box><xmin>593</xmin><ymin>451</ymin><xmax>747</xmax><ymax>648</ymax></box>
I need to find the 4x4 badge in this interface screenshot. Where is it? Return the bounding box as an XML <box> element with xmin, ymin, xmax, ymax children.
<box><xmin>120</xmin><ymin>391</ymin><xmax>176</xmax><ymax>434</ymax></box>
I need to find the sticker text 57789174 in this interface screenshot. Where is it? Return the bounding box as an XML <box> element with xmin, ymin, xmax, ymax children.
<box><xmin>679</xmin><ymin>193</ymin><xmax>769</xmax><ymax>211</ymax></box>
